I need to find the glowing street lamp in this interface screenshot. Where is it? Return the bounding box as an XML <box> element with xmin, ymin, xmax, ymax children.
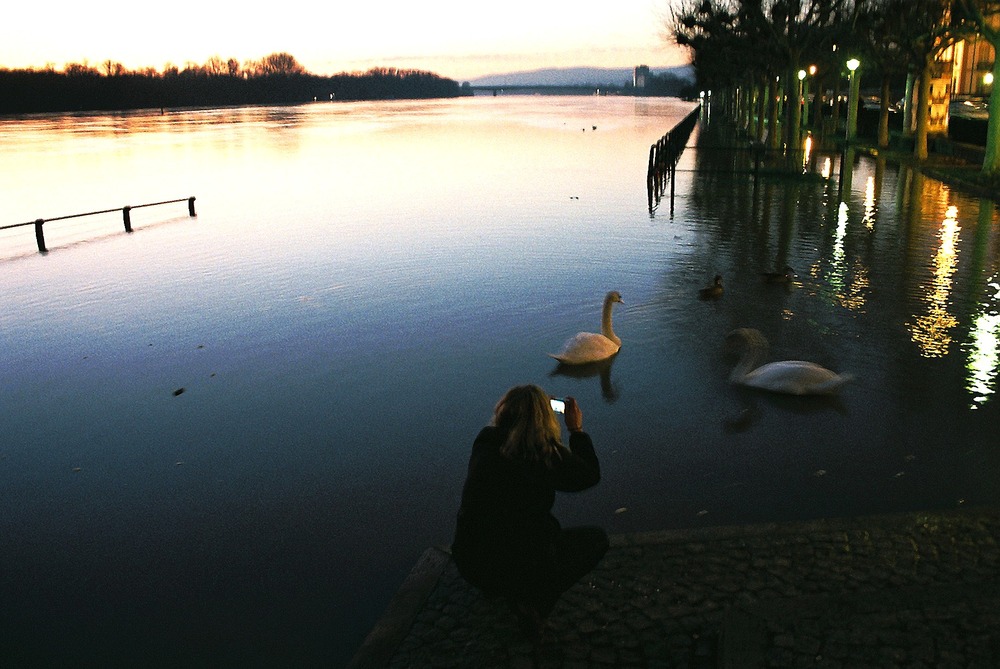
<box><xmin>804</xmin><ymin>65</ymin><xmax>816</xmax><ymax>126</ymax></box>
<box><xmin>985</xmin><ymin>72</ymin><xmax>994</xmax><ymax>87</ymax></box>
<box><xmin>798</xmin><ymin>69</ymin><xmax>808</xmax><ymax>128</ymax></box>
<box><xmin>846</xmin><ymin>58</ymin><xmax>861</xmax><ymax>141</ymax></box>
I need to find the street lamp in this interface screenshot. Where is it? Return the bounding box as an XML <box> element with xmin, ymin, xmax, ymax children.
<box><xmin>846</xmin><ymin>58</ymin><xmax>861</xmax><ymax>141</ymax></box>
<box><xmin>798</xmin><ymin>69</ymin><xmax>807</xmax><ymax>128</ymax></box>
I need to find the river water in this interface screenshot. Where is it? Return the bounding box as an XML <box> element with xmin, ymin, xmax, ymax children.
<box><xmin>1</xmin><ymin>97</ymin><xmax>998</xmax><ymax>666</ymax></box>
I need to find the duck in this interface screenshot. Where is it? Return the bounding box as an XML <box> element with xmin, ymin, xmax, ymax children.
<box><xmin>698</xmin><ymin>275</ymin><xmax>724</xmax><ymax>300</ymax></box>
<box><xmin>726</xmin><ymin>328</ymin><xmax>853</xmax><ymax>395</ymax></box>
<box><xmin>761</xmin><ymin>266</ymin><xmax>796</xmax><ymax>283</ymax></box>
<box><xmin>549</xmin><ymin>291</ymin><xmax>623</xmax><ymax>365</ymax></box>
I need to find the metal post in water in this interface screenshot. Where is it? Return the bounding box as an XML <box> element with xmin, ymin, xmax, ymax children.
<box><xmin>188</xmin><ymin>197</ymin><xmax>197</xmax><ymax>217</ymax></box>
<box><xmin>123</xmin><ymin>206</ymin><xmax>132</xmax><ymax>232</ymax></box>
<box><xmin>34</xmin><ymin>219</ymin><xmax>47</xmax><ymax>253</ymax></box>
<box><xmin>669</xmin><ymin>161</ymin><xmax>676</xmax><ymax>218</ymax></box>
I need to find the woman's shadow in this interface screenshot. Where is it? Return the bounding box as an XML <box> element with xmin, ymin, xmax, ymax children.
<box><xmin>549</xmin><ymin>354</ymin><xmax>620</xmax><ymax>403</ymax></box>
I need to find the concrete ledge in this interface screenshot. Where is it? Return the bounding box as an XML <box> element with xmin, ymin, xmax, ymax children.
<box><xmin>349</xmin><ymin>508</ymin><xmax>1000</xmax><ymax>668</ymax></box>
<box><xmin>347</xmin><ymin>546</ymin><xmax>452</xmax><ymax>669</ymax></box>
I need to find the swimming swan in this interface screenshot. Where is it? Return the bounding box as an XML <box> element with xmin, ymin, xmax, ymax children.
<box><xmin>549</xmin><ymin>291</ymin><xmax>623</xmax><ymax>365</ymax></box>
<box><xmin>727</xmin><ymin>328</ymin><xmax>852</xmax><ymax>395</ymax></box>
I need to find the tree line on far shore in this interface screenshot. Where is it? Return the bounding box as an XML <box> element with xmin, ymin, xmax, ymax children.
<box><xmin>0</xmin><ymin>52</ymin><xmax>470</xmax><ymax>114</ymax></box>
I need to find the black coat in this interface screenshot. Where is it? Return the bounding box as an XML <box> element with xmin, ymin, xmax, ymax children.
<box><xmin>451</xmin><ymin>426</ymin><xmax>601</xmax><ymax>597</ymax></box>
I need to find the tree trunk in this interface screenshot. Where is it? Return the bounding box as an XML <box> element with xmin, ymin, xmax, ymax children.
<box><xmin>878</xmin><ymin>76</ymin><xmax>891</xmax><ymax>149</ymax></box>
<box><xmin>768</xmin><ymin>77</ymin><xmax>781</xmax><ymax>151</ymax></box>
<box><xmin>903</xmin><ymin>71</ymin><xmax>916</xmax><ymax>138</ymax></box>
<box><xmin>914</xmin><ymin>60</ymin><xmax>931</xmax><ymax>161</ymax></box>
<box><xmin>982</xmin><ymin>56</ymin><xmax>1000</xmax><ymax>176</ymax></box>
<box><xmin>756</xmin><ymin>77</ymin><xmax>768</xmax><ymax>142</ymax></box>
<box><xmin>742</xmin><ymin>85</ymin><xmax>753</xmax><ymax>131</ymax></box>
<box><xmin>831</xmin><ymin>75</ymin><xmax>842</xmax><ymax>135</ymax></box>
<box><xmin>787</xmin><ymin>64</ymin><xmax>802</xmax><ymax>166</ymax></box>
<box><xmin>812</xmin><ymin>75</ymin><xmax>825</xmax><ymax>135</ymax></box>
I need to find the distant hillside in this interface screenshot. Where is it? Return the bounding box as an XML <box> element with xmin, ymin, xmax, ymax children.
<box><xmin>468</xmin><ymin>65</ymin><xmax>694</xmax><ymax>88</ymax></box>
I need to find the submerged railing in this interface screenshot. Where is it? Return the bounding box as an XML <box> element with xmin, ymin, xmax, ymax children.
<box><xmin>0</xmin><ymin>196</ymin><xmax>197</xmax><ymax>254</ymax></box>
<box><xmin>647</xmin><ymin>106</ymin><xmax>700</xmax><ymax>216</ymax></box>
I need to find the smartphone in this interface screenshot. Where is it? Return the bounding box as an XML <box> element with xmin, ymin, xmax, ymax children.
<box><xmin>550</xmin><ymin>398</ymin><xmax>566</xmax><ymax>414</ymax></box>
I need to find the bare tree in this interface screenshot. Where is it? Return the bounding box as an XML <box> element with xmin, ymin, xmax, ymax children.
<box><xmin>204</xmin><ymin>56</ymin><xmax>227</xmax><ymax>77</ymax></box>
<box><xmin>258</xmin><ymin>52</ymin><xmax>305</xmax><ymax>76</ymax></box>
<box><xmin>101</xmin><ymin>60</ymin><xmax>126</xmax><ymax>76</ymax></box>
<box><xmin>855</xmin><ymin>0</ymin><xmax>903</xmax><ymax>148</ymax></box>
<box><xmin>64</xmin><ymin>62</ymin><xmax>99</xmax><ymax>76</ymax></box>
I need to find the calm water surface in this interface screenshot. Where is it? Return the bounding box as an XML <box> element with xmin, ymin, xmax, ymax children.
<box><xmin>2</xmin><ymin>97</ymin><xmax>999</xmax><ymax>666</ymax></box>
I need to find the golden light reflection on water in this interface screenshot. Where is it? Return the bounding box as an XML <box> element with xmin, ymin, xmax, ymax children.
<box><xmin>831</xmin><ymin>201</ymin><xmax>848</xmax><ymax>276</ymax></box>
<box><xmin>862</xmin><ymin>176</ymin><xmax>877</xmax><ymax>231</ymax></box>
<box><xmin>966</xmin><ymin>279</ymin><xmax>1000</xmax><ymax>408</ymax></box>
<box><xmin>820</xmin><ymin>157</ymin><xmax>832</xmax><ymax>179</ymax></box>
<box><xmin>908</xmin><ymin>205</ymin><xmax>961</xmax><ymax>357</ymax></box>
<box><xmin>822</xmin><ymin>201</ymin><xmax>869</xmax><ymax>312</ymax></box>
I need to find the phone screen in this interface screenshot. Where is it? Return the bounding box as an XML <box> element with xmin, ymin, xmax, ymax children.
<box><xmin>550</xmin><ymin>398</ymin><xmax>566</xmax><ymax>414</ymax></box>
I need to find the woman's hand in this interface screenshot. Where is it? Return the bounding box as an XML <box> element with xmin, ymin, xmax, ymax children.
<box><xmin>564</xmin><ymin>396</ymin><xmax>584</xmax><ymax>432</ymax></box>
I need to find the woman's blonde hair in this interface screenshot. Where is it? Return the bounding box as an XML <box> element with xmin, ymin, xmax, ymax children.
<box><xmin>493</xmin><ymin>385</ymin><xmax>564</xmax><ymax>465</ymax></box>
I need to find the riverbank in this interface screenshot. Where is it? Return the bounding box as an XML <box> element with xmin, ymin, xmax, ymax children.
<box><xmin>349</xmin><ymin>507</ymin><xmax>1000</xmax><ymax>667</ymax></box>
<box><xmin>824</xmin><ymin>109</ymin><xmax>998</xmax><ymax>202</ymax></box>
<box><xmin>851</xmin><ymin>135</ymin><xmax>999</xmax><ymax>203</ymax></box>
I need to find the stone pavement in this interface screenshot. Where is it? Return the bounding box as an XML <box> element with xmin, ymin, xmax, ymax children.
<box><xmin>348</xmin><ymin>508</ymin><xmax>1000</xmax><ymax>668</ymax></box>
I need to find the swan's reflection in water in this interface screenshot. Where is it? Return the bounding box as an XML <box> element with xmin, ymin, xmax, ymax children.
<box><xmin>549</xmin><ymin>354</ymin><xmax>619</xmax><ymax>403</ymax></box>
<box><xmin>723</xmin><ymin>385</ymin><xmax>848</xmax><ymax>433</ymax></box>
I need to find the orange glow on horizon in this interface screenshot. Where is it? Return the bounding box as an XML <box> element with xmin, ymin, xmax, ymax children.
<box><xmin>1</xmin><ymin>1</ymin><xmax>690</xmax><ymax>81</ymax></box>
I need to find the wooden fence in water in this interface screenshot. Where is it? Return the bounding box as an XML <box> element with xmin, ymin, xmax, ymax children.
<box><xmin>0</xmin><ymin>196</ymin><xmax>197</xmax><ymax>254</ymax></box>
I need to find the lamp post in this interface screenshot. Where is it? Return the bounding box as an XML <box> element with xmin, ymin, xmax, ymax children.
<box><xmin>798</xmin><ymin>69</ymin><xmax>807</xmax><ymax>129</ymax></box>
<box><xmin>846</xmin><ymin>58</ymin><xmax>861</xmax><ymax>141</ymax></box>
<box><xmin>804</xmin><ymin>65</ymin><xmax>816</xmax><ymax>128</ymax></box>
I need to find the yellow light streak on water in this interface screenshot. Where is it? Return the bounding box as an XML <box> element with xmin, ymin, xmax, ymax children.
<box><xmin>821</xmin><ymin>157</ymin><xmax>832</xmax><ymax>179</ymax></box>
<box><xmin>909</xmin><ymin>205</ymin><xmax>961</xmax><ymax>357</ymax></box>
<box><xmin>967</xmin><ymin>280</ymin><xmax>1000</xmax><ymax>408</ymax></box>
<box><xmin>863</xmin><ymin>176</ymin><xmax>876</xmax><ymax>231</ymax></box>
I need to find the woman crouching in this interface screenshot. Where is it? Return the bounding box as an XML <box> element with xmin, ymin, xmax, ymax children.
<box><xmin>451</xmin><ymin>384</ymin><xmax>609</xmax><ymax>639</ymax></box>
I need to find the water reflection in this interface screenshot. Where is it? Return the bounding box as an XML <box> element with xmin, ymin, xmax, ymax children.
<box><xmin>965</xmin><ymin>198</ymin><xmax>1000</xmax><ymax>408</ymax></box>
<box><xmin>909</xmin><ymin>205</ymin><xmax>961</xmax><ymax>357</ymax></box>
<box><xmin>822</xmin><ymin>201</ymin><xmax>869</xmax><ymax>313</ymax></box>
<box><xmin>863</xmin><ymin>176</ymin><xmax>877</xmax><ymax>231</ymax></box>
<box><xmin>724</xmin><ymin>386</ymin><xmax>849</xmax><ymax>433</ymax></box>
<box><xmin>820</xmin><ymin>157</ymin><xmax>832</xmax><ymax>179</ymax></box>
<box><xmin>967</xmin><ymin>292</ymin><xmax>1000</xmax><ymax>408</ymax></box>
<box><xmin>691</xmin><ymin>118</ymin><xmax>1000</xmax><ymax>410</ymax></box>
<box><xmin>549</xmin><ymin>356</ymin><xmax>620</xmax><ymax>403</ymax></box>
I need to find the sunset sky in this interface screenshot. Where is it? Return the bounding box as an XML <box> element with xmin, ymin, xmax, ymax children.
<box><xmin>2</xmin><ymin>0</ymin><xmax>689</xmax><ymax>80</ymax></box>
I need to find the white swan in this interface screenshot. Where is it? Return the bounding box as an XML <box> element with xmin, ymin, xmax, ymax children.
<box><xmin>727</xmin><ymin>328</ymin><xmax>853</xmax><ymax>395</ymax></box>
<box><xmin>549</xmin><ymin>291</ymin><xmax>623</xmax><ymax>365</ymax></box>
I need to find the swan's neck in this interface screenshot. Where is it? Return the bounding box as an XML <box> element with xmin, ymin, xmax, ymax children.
<box><xmin>729</xmin><ymin>331</ymin><xmax>767</xmax><ymax>382</ymax></box>
<box><xmin>601</xmin><ymin>298</ymin><xmax>620</xmax><ymax>346</ymax></box>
